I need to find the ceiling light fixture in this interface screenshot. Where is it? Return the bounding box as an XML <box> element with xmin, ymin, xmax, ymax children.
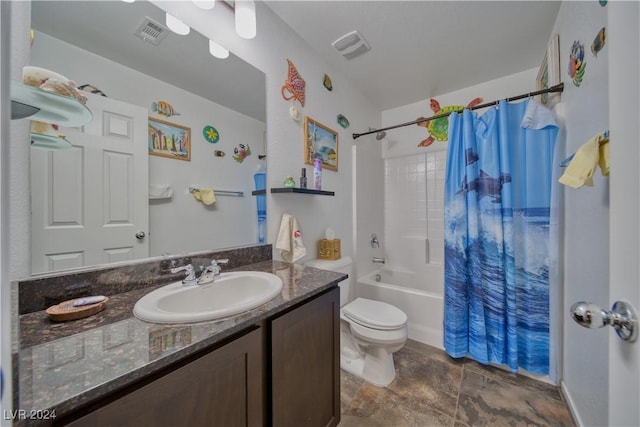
<box><xmin>209</xmin><ymin>39</ymin><xmax>229</xmax><ymax>59</ymax></box>
<box><xmin>193</xmin><ymin>0</ymin><xmax>216</xmax><ymax>10</ymax></box>
<box><xmin>165</xmin><ymin>12</ymin><xmax>190</xmax><ymax>35</ymax></box>
<box><xmin>235</xmin><ymin>0</ymin><xmax>256</xmax><ymax>40</ymax></box>
<box><xmin>121</xmin><ymin>0</ymin><xmax>135</xmax><ymax>3</ymax></box>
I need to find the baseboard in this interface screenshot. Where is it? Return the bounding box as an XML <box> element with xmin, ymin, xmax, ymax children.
<box><xmin>561</xmin><ymin>380</ymin><xmax>583</xmax><ymax>427</ymax></box>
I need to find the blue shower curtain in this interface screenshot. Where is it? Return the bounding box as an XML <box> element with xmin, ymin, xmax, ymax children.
<box><xmin>443</xmin><ymin>99</ymin><xmax>558</xmax><ymax>374</ymax></box>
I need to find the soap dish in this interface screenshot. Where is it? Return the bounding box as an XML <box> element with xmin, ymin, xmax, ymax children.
<box><xmin>46</xmin><ymin>297</ymin><xmax>109</xmax><ymax>322</ymax></box>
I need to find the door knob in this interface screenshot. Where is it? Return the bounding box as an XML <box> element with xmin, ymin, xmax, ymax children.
<box><xmin>135</xmin><ymin>231</ymin><xmax>146</xmax><ymax>240</ymax></box>
<box><xmin>570</xmin><ymin>301</ymin><xmax>638</xmax><ymax>342</ymax></box>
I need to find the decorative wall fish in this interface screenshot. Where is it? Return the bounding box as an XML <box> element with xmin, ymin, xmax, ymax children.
<box><xmin>323</xmin><ymin>74</ymin><xmax>333</xmax><ymax>91</ymax></box>
<box><xmin>78</xmin><ymin>84</ymin><xmax>107</xmax><ymax>97</ymax></box>
<box><xmin>591</xmin><ymin>27</ymin><xmax>606</xmax><ymax>57</ymax></box>
<box><xmin>568</xmin><ymin>41</ymin><xmax>586</xmax><ymax>87</ymax></box>
<box><xmin>281</xmin><ymin>59</ymin><xmax>306</xmax><ymax>106</ymax></box>
<box><xmin>232</xmin><ymin>144</ymin><xmax>252</xmax><ymax>163</ymax></box>
<box><xmin>152</xmin><ymin>100</ymin><xmax>180</xmax><ymax>117</ymax></box>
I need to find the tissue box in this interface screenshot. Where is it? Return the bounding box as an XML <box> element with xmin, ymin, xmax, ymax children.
<box><xmin>318</xmin><ymin>239</ymin><xmax>341</xmax><ymax>260</ymax></box>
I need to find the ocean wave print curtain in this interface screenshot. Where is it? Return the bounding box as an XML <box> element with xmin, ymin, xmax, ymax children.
<box><xmin>444</xmin><ymin>99</ymin><xmax>558</xmax><ymax>374</ymax></box>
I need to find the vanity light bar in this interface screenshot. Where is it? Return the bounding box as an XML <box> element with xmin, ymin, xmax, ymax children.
<box><xmin>166</xmin><ymin>12</ymin><xmax>190</xmax><ymax>36</ymax></box>
<box><xmin>235</xmin><ymin>0</ymin><xmax>256</xmax><ymax>40</ymax></box>
<box><xmin>209</xmin><ymin>39</ymin><xmax>229</xmax><ymax>59</ymax></box>
<box><xmin>193</xmin><ymin>0</ymin><xmax>216</xmax><ymax>10</ymax></box>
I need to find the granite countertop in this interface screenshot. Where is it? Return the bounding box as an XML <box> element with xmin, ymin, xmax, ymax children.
<box><xmin>15</xmin><ymin>260</ymin><xmax>346</xmax><ymax>422</ymax></box>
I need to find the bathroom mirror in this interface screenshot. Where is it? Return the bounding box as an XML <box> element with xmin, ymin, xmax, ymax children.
<box><xmin>28</xmin><ymin>0</ymin><xmax>267</xmax><ymax>274</ymax></box>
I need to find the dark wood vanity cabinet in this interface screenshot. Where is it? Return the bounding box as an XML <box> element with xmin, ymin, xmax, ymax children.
<box><xmin>61</xmin><ymin>327</ymin><xmax>264</xmax><ymax>427</ymax></box>
<box><xmin>271</xmin><ymin>287</ymin><xmax>340</xmax><ymax>427</ymax></box>
<box><xmin>57</xmin><ymin>286</ymin><xmax>340</xmax><ymax>427</ymax></box>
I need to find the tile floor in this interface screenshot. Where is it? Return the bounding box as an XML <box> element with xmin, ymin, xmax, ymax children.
<box><xmin>340</xmin><ymin>339</ymin><xmax>576</xmax><ymax>427</ymax></box>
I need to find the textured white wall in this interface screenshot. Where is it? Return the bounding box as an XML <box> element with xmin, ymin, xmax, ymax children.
<box><xmin>31</xmin><ymin>32</ymin><xmax>266</xmax><ymax>258</ymax></box>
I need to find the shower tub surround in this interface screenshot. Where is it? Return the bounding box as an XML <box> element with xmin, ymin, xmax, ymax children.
<box><xmin>11</xmin><ymin>244</ymin><xmax>346</xmax><ymax>425</ymax></box>
<box><xmin>374</xmin><ymin>151</ymin><xmax>446</xmax><ymax>350</ymax></box>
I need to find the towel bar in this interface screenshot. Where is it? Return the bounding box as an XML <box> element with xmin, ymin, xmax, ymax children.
<box><xmin>188</xmin><ymin>187</ymin><xmax>244</xmax><ymax>197</ymax></box>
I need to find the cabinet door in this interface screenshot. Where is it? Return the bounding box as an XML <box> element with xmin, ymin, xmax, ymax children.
<box><xmin>271</xmin><ymin>288</ymin><xmax>340</xmax><ymax>427</ymax></box>
<box><xmin>63</xmin><ymin>327</ymin><xmax>264</xmax><ymax>427</ymax></box>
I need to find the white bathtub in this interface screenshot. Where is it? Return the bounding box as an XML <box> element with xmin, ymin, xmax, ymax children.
<box><xmin>357</xmin><ymin>268</ymin><xmax>443</xmax><ymax>349</ymax></box>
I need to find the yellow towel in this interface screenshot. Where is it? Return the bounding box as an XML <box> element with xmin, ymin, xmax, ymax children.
<box><xmin>199</xmin><ymin>189</ymin><xmax>216</xmax><ymax>205</ymax></box>
<box><xmin>192</xmin><ymin>188</ymin><xmax>216</xmax><ymax>205</ymax></box>
<box><xmin>559</xmin><ymin>133</ymin><xmax>609</xmax><ymax>188</ymax></box>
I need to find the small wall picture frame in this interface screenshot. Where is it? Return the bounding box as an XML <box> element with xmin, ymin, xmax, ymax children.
<box><xmin>148</xmin><ymin>117</ymin><xmax>191</xmax><ymax>161</ymax></box>
<box><xmin>304</xmin><ymin>116</ymin><xmax>338</xmax><ymax>172</ymax></box>
<box><xmin>536</xmin><ymin>33</ymin><xmax>561</xmax><ymax>108</ymax></box>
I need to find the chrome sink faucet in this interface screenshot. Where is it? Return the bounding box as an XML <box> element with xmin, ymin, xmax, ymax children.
<box><xmin>171</xmin><ymin>264</ymin><xmax>198</xmax><ymax>286</ymax></box>
<box><xmin>171</xmin><ymin>259</ymin><xmax>229</xmax><ymax>286</ymax></box>
<box><xmin>198</xmin><ymin>259</ymin><xmax>229</xmax><ymax>284</ymax></box>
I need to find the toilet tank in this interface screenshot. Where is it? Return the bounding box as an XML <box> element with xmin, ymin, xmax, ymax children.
<box><xmin>304</xmin><ymin>256</ymin><xmax>352</xmax><ymax>307</ymax></box>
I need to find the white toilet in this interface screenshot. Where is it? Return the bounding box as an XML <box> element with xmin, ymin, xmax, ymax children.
<box><xmin>305</xmin><ymin>257</ymin><xmax>408</xmax><ymax>387</ymax></box>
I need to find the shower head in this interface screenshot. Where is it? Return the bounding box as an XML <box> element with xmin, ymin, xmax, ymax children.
<box><xmin>367</xmin><ymin>127</ymin><xmax>386</xmax><ymax>141</ymax></box>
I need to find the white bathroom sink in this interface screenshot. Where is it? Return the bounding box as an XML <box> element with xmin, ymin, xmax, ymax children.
<box><xmin>133</xmin><ymin>271</ymin><xmax>283</xmax><ymax>323</ymax></box>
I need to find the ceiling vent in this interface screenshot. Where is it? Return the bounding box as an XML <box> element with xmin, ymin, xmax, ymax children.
<box><xmin>332</xmin><ymin>30</ymin><xmax>371</xmax><ymax>60</ymax></box>
<box><xmin>134</xmin><ymin>16</ymin><xmax>169</xmax><ymax>46</ymax></box>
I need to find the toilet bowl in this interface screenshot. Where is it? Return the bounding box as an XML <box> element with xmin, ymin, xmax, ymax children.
<box><xmin>304</xmin><ymin>257</ymin><xmax>408</xmax><ymax>387</ymax></box>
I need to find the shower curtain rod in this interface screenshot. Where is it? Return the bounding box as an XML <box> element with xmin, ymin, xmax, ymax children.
<box><xmin>352</xmin><ymin>83</ymin><xmax>564</xmax><ymax>140</ymax></box>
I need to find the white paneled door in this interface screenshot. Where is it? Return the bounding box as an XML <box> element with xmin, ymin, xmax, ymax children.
<box><xmin>608</xmin><ymin>2</ymin><xmax>640</xmax><ymax>425</ymax></box>
<box><xmin>31</xmin><ymin>94</ymin><xmax>148</xmax><ymax>274</ymax></box>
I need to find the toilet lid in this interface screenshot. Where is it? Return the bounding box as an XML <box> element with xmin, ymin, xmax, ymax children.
<box><xmin>343</xmin><ymin>298</ymin><xmax>407</xmax><ymax>330</ymax></box>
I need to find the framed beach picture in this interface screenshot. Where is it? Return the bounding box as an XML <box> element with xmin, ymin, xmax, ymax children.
<box><xmin>304</xmin><ymin>116</ymin><xmax>338</xmax><ymax>172</ymax></box>
<box><xmin>536</xmin><ymin>33</ymin><xmax>561</xmax><ymax>107</ymax></box>
<box><xmin>148</xmin><ymin>117</ymin><xmax>191</xmax><ymax>161</ymax></box>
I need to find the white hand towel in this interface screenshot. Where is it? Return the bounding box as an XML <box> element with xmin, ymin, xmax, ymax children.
<box><xmin>275</xmin><ymin>213</ymin><xmax>306</xmax><ymax>263</ymax></box>
<box><xmin>149</xmin><ymin>184</ymin><xmax>173</xmax><ymax>199</ymax></box>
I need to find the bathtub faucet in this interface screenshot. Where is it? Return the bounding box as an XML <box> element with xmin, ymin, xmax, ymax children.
<box><xmin>370</xmin><ymin>233</ymin><xmax>380</xmax><ymax>248</ymax></box>
<box><xmin>372</xmin><ymin>256</ymin><xmax>386</xmax><ymax>264</ymax></box>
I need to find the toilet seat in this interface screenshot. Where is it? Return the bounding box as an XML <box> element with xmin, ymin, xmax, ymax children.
<box><xmin>342</xmin><ymin>297</ymin><xmax>407</xmax><ymax>330</ymax></box>
<box><xmin>349</xmin><ymin>321</ymin><xmax>408</xmax><ymax>345</ymax></box>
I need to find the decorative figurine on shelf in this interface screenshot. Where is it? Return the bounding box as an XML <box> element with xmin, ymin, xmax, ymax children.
<box><xmin>284</xmin><ymin>176</ymin><xmax>296</xmax><ymax>188</ymax></box>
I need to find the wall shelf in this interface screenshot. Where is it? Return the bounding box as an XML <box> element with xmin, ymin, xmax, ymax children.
<box><xmin>30</xmin><ymin>133</ymin><xmax>72</xmax><ymax>150</ymax></box>
<box><xmin>269</xmin><ymin>187</ymin><xmax>335</xmax><ymax>196</ymax></box>
<box><xmin>10</xmin><ymin>81</ymin><xmax>93</xmax><ymax>126</ymax></box>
